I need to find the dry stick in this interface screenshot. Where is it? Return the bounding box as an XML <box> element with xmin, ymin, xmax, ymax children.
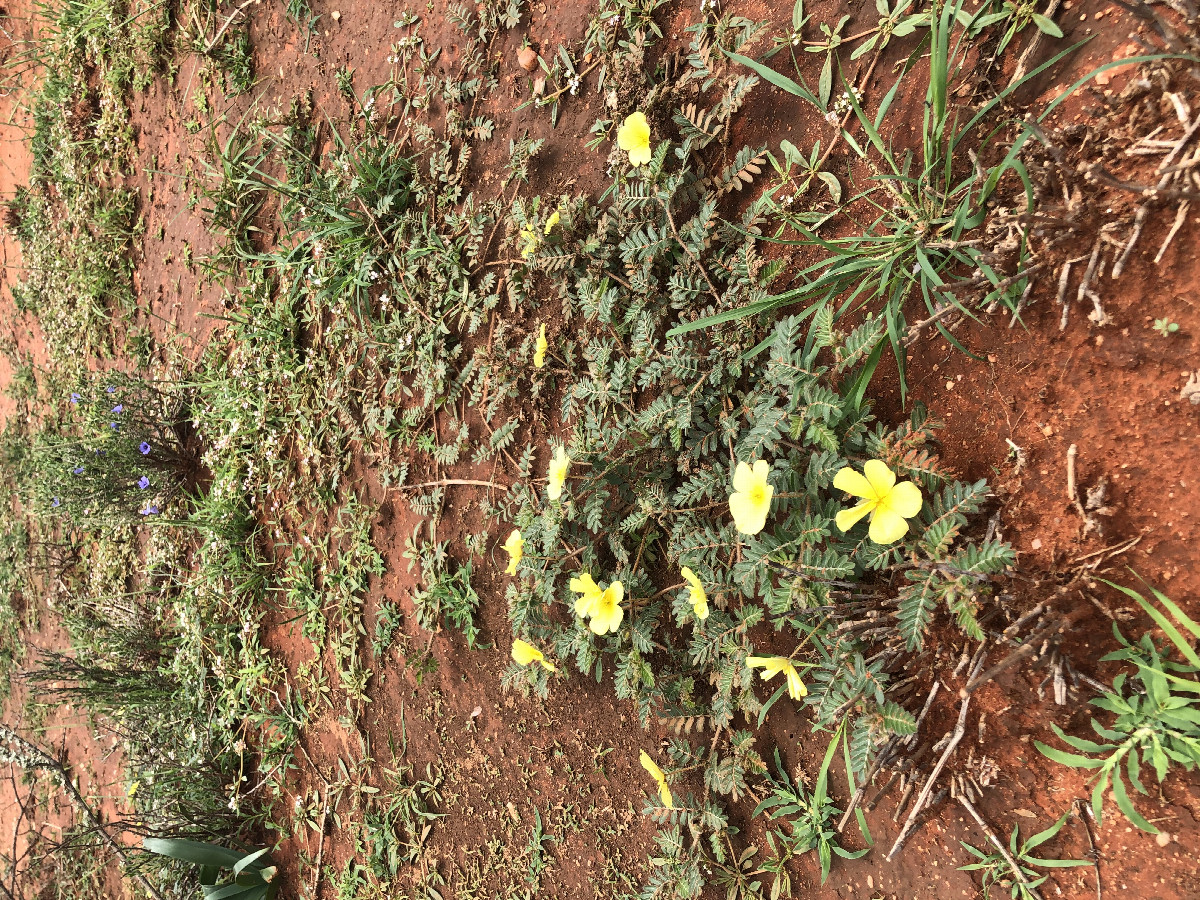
<box><xmin>837</xmin><ymin>679</ymin><xmax>941</xmax><ymax>832</ymax></box>
<box><xmin>959</xmin><ymin>605</ymin><xmax>1090</xmax><ymax>698</ymax></box>
<box><xmin>886</xmin><ymin>648</ymin><xmax>986</xmax><ymax>861</ymax></box>
<box><xmin>1063</xmin><ymin>241</ymin><xmax>1101</xmax><ymax>331</ymax></box>
<box><xmin>1007</xmin><ymin>0</ymin><xmax>1063</xmax><ymax>88</ymax></box>
<box><xmin>1154</xmin><ymin>199</ymin><xmax>1190</xmax><ymax>263</ymax></box>
<box><xmin>1073</xmin><ymin>798</ymin><xmax>1104</xmax><ymax>900</ymax></box>
<box><xmin>1066</xmin><ymin>442</ymin><xmax>1091</xmax><ymax>531</ymax></box>
<box><xmin>0</xmin><ymin>726</ymin><xmax>166</xmax><ymax>900</ymax></box>
<box><xmin>204</xmin><ymin>0</ymin><xmax>260</xmax><ymax>53</ymax></box>
<box><xmin>957</xmin><ymin>795</ymin><xmax>1043</xmax><ymax>900</ymax></box>
<box><xmin>1111</xmin><ymin>117</ymin><xmax>1200</xmax><ymax>278</ymax></box>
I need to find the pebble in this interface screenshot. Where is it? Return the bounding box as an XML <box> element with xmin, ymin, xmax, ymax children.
<box><xmin>518</xmin><ymin>46</ymin><xmax>538</xmax><ymax>71</ymax></box>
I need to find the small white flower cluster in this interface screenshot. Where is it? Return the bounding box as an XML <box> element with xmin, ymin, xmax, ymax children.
<box><xmin>830</xmin><ymin>87</ymin><xmax>863</xmax><ymax>121</ymax></box>
<box><xmin>568</xmin><ymin>74</ymin><xmax>582</xmax><ymax>96</ymax></box>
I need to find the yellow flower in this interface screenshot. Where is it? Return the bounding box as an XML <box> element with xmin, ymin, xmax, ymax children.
<box><xmin>534</xmin><ymin>323</ymin><xmax>548</xmax><ymax>369</ymax></box>
<box><xmin>512</xmin><ymin>638</ymin><xmax>557</xmax><ymax>672</ymax></box>
<box><xmin>833</xmin><ymin>460</ymin><xmax>923</xmax><ymax>545</ymax></box>
<box><xmin>729</xmin><ymin>460</ymin><xmax>774</xmax><ymax>536</ymax></box>
<box><xmin>127</xmin><ymin>781</ymin><xmax>140</xmax><ymax>800</ymax></box>
<box><xmin>617</xmin><ymin>112</ymin><xmax>652</xmax><ymax>166</ymax></box>
<box><xmin>570</xmin><ymin>571</ymin><xmax>603</xmax><ymax>617</ymax></box>
<box><xmin>681</xmin><ymin>566</ymin><xmax>708</xmax><ymax>620</ymax></box>
<box><xmin>544</xmin><ymin>210</ymin><xmax>560</xmax><ymax>234</ymax></box>
<box><xmin>588</xmin><ymin>581</ymin><xmax>625</xmax><ymax>635</ymax></box>
<box><xmin>747</xmin><ymin>656</ymin><xmax>807</xmax><ymax>700</ymax></box>
<box><xmin>519</xmin><ymin>223</ymin><xmax>540</xmax><ymax>260</ymax></box>
<box><xmin>547</xmin><ymin>445</ymin><xmax>570</xmax><ymax>500</ymax></box>
<box><xmin>639</xmin><ymin>750</ymin><xmax>674</xmax><ymax>808</ymax></box>
<box><xmin>503</xmin><ymin>529</ymin><xmax>524</xmax><ymax>576</ymax></box>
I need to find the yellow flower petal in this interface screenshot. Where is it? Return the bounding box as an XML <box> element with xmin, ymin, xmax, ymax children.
<box><xmin>863</xmin><ymin>459</ymin><xmax>897</xmax><ymax>497</ymax></box>
<box><xmin>639</xmin><ymin>750</ymin><xmax>665</xmax><ymax>782</ymax></box>
<box><xmin>503</xmin><ymin>529</ymin><xmax>524</xmax><ymax>576</ymax></box>
<box><xmin>588</xmin><ymin>581</ymin><xmax>624</xmax><ymax>635</ymax></box>
<box><xmin>547</xmin><ymin>445</ymin><xmax>569</xmax><ymax>500</ymax></box>
<box><xmin>833</xmin><ymin>465</ymin><xmax>875</xmax><ymax>500</ymax></box>
<box><xmin>617</xmin><ymin>112</ymin><xmax>652</xmax><ymax>166</ymax></box>
<box><xmin>748</xmin><ymin>656</ymin><xmax>803</xmax><ymax>699</ymax></box>
<box><xmin>640</xmin><ymin>750</ymin><xmax>674</xmax><ymax>809</ymax></box>
<box><xmin>571</xmin><ymin>572</ymin><xmax>602</xmax><ymax>617</ymax></box>
<box><xmin>512</xmin><ymin>639</ymin><xmax>543</xmax><ymax>666</ymax></box>
<box><xmin>658</xmin><ymin>781</ymin><xmax>674</xmax><ymax>808</ymax></box>
<box><xmin>868</xmin><ymin>508</ymin><xmax>910</xmax><ymax>545</ymax></box>
<box><xmin>784</xmin><ymin>666</ymin><xmax>807</xmax><ymax>700</ymax></box>
<box><xmin>681</xmin><ymin>567</ymin><xmax>709</xmax><ymax>620</ymax></box>
<box><xmin>533</xmin><ymin>323</ymin><xmax>548</xmax><ymax>369</ymax></box>
<box><xmin>834</xmin><ymin>461</ymin><xmax>922</xmax><ymax>544</ymax></box>
<box><xmin>729</xmin><ymin>460</ymin><xmax>774</xmax><ymax>536</ymax></box>
<box><xmin>882</xmin><ymin>479</ymin><xmax>923</xmax><ymax>518</ymax></box>
<box><xmin>519</xmin><ymin>223</ymin><xmax>539</xmax><ymax>260</ymax></box>
<box><xmin>835</xmin><ymin>501</ymin><xmax>874</xmax><ymax>533</ymax></box>
<box><xmin>544</xmin><ymin>210</ymin><xmax>560</xmax><ymax>235</ymax></box>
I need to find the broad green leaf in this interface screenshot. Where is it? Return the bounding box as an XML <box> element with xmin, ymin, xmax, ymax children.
<box><xmin>144</xmin><ymin>838</ymin><xmax>243</xmax><ymax>870</ymax></box>
<box><xmin>723</xmin><ymin>51</ymin><xmax>821</xmax><ymax>107</ymax></box>
<box><xmin>1031</xmin><ymin>12</ymin><xmax>1063</xmax><ymax>37</ymax></box>
<box><xmin>1111</xmin><ymin>771</ymin><xmax>1158</xmax><ymax>833</ymax></box>
<box><xmin>1034</xmin><ymin>740</ymin><xmax>1105</xmax><ymax>769</ymax></box>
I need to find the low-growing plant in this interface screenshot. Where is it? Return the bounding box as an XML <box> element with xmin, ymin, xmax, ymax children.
<box><xmin>142</xmin><ymin>838</ymin><xmax>278</xmax><ymax>900</ymax></box>
<box><xmin>1036</xmin><ymin>576</ymin><xmax>1200</xmax><ymax>833</ymax></box>
<box><xmin>755</xmin><ymin>742</ymin><xmax>868</xmax><ymax>886</ymax></box>
<box><xmin>27</xmin><ymin>373</ymin><xmax>194</xmax><ymax>526</ymax></box>
<box><xmin>959</xmin><ymin>809</ymin><xmax>1088</xmax><ymax>900</ymax></box>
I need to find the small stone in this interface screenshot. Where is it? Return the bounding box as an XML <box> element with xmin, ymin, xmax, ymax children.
<box><xmin>331</xmin><ymin>9</ymin><xmax>340</xmax><ymax>20</ymax></box>
<box><xmin>1031</xmin><ymin>539</ymin><xmax>1043</xmax><ymax>550</ymax></box>
<box><xmin>1156</xmin><ymin>831</ymin><xmax>1172</xmax><ymax>847</ymax></box>
<box><xmin>518</xmin><ymin>46</ymin><xmax>538</xmax><ymax>71</ymax></box>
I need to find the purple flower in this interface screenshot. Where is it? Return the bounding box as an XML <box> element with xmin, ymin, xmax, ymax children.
<box><xmin>109</xmin><ymin>422</ymin><xmax>119</xmax><ymax>431</ymax></box>
<box><xmin>140</xmin><ymin>505</ymin><xmax>159</xmax><ymax>516</ymax></box>
<box><xmin>106</xmin><ymin>386</ymin><xmax>116</xmax><ymax>393</ymax></box>
<box><xmin>111</xmin><ymin>404</ymin><xmax>124</xmax><ymax>414</ymax></box>
<box><xmin>70</xmin><ymin>393</ymin><xmax>81</xmax><ymax>404</ymax></box>
<box><xmin>51</xmin><ymin>498</ymin><xmax>60</xmax><ymax>508</ymax></box>
<box><xmin>137</xmin><ymin>476</ymin><xmax>150</xmax><ymax>489</ymax></box>
<box><xmin>73</xmin><ymin>466</ymin><xmax>85</xmax><ymax>475</ymax></box>
<box><xmin>139</xmin><ymin>442</ymin><xmax>151</xmax><ymax>455</ymax></box>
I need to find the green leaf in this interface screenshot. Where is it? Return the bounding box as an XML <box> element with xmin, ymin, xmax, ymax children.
<box><xmin>1033</xmin><ymin>740</ymin><xmax>1105</xmax><ymax>770</ymax></box>
<box><xmin>1111</xmin><ymin>770</ymin><xmax>1158</xmax><ymax>833</ymax></box>
<box><xmin>723</xmin><ymin>51</ymin><xmax>820</xmax><ymax>107</ymax></box>
<box><xmin>232</xmin><ymin>848</ymin><xmax>271</xmax><ymax>877</ymax></box>
<box><xmin>819</xmin><ymin>54</ymin><xmax>833</xmax><ymax>109</ymax></box>
<box><xmin>1101</xmin><ymin>578</ymin><xmax>1200</xmax><ymax>669</ymax></box>
<box><xmin>758</xmin><ymin>684</ymin><xmax>788</xmax><ymax>727</ymax></box>
<box><xmin>144</xmin><ymin>838</ymin><xmax>244</xmax><ymax>870</ymax></box>
<box><xmin>816</xmin><ymin>171</ymin><xmax>842</xmax><ymax>203</ymax></box>
<box><xmin>1030</xmin><ymin>12</ymin><xmax>1063</xmax><ymax>37</ymax></box>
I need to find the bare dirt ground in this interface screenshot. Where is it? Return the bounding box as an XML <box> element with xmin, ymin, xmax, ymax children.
<box><xmin>2</xmin><ymin>0</ymin><xmax>1199</xmax><ymax>898</ymax></box>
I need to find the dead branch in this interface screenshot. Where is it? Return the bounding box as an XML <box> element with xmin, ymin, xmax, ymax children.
<box><xmin>960</xmin><ymin>605</ymin><xmax>1090</xmax><ymax>698</ymax></box>
<box><xmin>0</xmin><ymin>726</ymin><xmax>165</xmax><ymax>900</ymax></box>
<box><xmin>886</xmin><ymin>648</ymin><xmax>986</xmax><ymax>861</ymax></box>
